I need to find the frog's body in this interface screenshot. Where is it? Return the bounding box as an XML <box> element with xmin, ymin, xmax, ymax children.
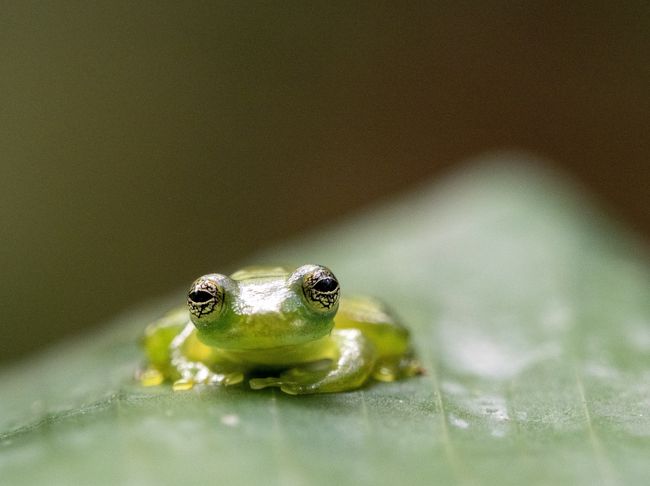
<box><xmin>140</xmin><ymin>265</ymin><xmax>419</xmax><ymax>395</ymax></box>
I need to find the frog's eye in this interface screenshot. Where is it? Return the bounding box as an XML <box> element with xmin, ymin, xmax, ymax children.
<box><xmin>302</xmin><ymin>266</ymin><xmax>340</xmax><ymax>312</ymax></box>
<box><xmin>187</xmin><ymin>276</ymin><xmax>226</xmax><ymax>319</ymax></box>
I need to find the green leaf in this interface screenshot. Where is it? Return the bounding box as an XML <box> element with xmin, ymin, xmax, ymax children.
<box><xmin>1</xmin><ymin>154</ymin><xmax>649</xmax><ymax>485</ymax></box>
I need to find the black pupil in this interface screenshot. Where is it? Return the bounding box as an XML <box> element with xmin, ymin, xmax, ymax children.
<box><xmin>189</xmin><ymin>290</ymin><xmax>214</xmax><ymax>303</ymax></box>
<box><xmin>313</xmin><ymin>277</ymin><xmax>338</xmax><ymax>292</ymax></box>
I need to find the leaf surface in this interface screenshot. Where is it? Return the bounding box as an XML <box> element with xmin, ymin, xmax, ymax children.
<box><xmin>1</xmin><ymin>155</ymin><xmax>649</xmax><ymax>485</ymax></box>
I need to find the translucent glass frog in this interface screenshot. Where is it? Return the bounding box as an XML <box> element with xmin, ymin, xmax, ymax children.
<box><xmin>140</xmin><ymin>264</ymin><xmax>420</xmax><ymax>395</ymax></box>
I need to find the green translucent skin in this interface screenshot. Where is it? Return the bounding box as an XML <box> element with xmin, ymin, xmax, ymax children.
<box><xmin>140</xmin><ymin>265</ymin><xmax>419</xmax><ymax>395</ymax></box>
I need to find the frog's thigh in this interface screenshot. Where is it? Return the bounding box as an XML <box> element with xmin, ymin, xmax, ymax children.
<box><xmin>250</xmin><ymin>329</ymin><xmax>376</xmax><ymax>395</ymax></box>
<box><xmin>139</xmin><ymin>308</ymin><xmax>189</xmax><ymax>385</ymax></box>
<box><xmin>335</xmin><ymin>296</ymin><xmax>410</xmax><ymax>358</ymax></box>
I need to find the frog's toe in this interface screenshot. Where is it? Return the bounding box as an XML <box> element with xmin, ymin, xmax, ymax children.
<box><xmin>138</xmin><ymin>366</ymin><xmax>165</xmax><ymax>387</ymax></box>
<box><xmin>372</xmin><ymin>354</ymin><xmax>423</xmax><ymax>382</ymax></box>
<box><xmin>218</xmin><ymin>371</ymin><xmax>245</xmax><ymax>386</ymax></box>
<box><xmin>249</xmin><ymin>377</ymin><xmax>283</xmax><ymax>390</ymax></box>
<box><xmin>248</xmin><ymin>377</ymin><xmax>316</xmax><ymax>395</ymax></box>
<box><xmin>279</xmin><ymin>382</ymin><xmax>318</xmax><ymax>395</ymax></box>
<box><xmin>172</xmin><ymin>378</ymin><xmax>196</xmax><ymax>391</ymax></box>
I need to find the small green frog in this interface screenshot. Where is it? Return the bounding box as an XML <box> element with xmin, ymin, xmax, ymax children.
<box><xmin>140</xmin><ymin>265</ymin><xmax>419</xmax><ymax>395</ymax></box>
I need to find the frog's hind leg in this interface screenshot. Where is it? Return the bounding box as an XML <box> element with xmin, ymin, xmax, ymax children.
<box><xmin>372</xmin><ymin>350</ymin><xmax>422</xmax><ymax>382</ymax></box>
<box><xmin>335</xmin><ymin>296</ymin><xmax>422</xmax><ymax>382</ymax></box>
<box><xmin>138</xmin><ymin>307</ymin><xmax>188</xmax><ymax>386</ymax></box>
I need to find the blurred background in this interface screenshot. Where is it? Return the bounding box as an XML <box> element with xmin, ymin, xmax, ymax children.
<box><xmin>1</xmin><ymin>2</ymin><xmax>648</xmax><ymax>364</ymax></box>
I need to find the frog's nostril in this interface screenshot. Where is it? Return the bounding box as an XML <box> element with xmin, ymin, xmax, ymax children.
<box><xmin>189</xmin><ymin>290</ymin><xmax>214</xmax><ymax>303</ymax></box>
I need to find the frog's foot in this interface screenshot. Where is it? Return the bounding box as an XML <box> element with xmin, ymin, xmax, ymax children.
<box><xmin>372</xmin><ymin>353</ymin><xmax>424</xmax><ymax>382</ymax></box>
<box><xmin>249</xmin><ymin>368</ymin><xmax>330</xmax><ymax>395</ymax></box>
<box><xmin>172</xmin><ymin>364</ymin><xmax>244</xmax><ymax>391</ymax></box>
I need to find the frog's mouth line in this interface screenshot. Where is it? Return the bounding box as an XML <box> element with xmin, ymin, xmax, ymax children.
<box><xmin>208</xmin><ymin>333</ymin><xmax>333</xmax><ymax>353</ymax></box>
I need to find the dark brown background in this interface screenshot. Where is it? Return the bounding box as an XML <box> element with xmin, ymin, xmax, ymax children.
<box><xmin>1</xmin><ymin>2</ymin><xmax>648</xmax><ymax>364</ymax></box>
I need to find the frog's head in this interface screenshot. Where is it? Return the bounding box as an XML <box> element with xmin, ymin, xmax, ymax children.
<box><xmin>186</xmin><ymin>264</ymin><xmax>340</xmax><ymax>350</ymax></box>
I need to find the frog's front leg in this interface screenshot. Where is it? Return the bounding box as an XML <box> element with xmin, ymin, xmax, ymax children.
<box><xmin>170</xmin><ymin>323</ymin><xmax>244</xmax><ymax>391</ymax></box>
<box><xmin>250</xmin><ymin>329</ymin><xmax>376</xmax><ymax>395</ymax></box>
